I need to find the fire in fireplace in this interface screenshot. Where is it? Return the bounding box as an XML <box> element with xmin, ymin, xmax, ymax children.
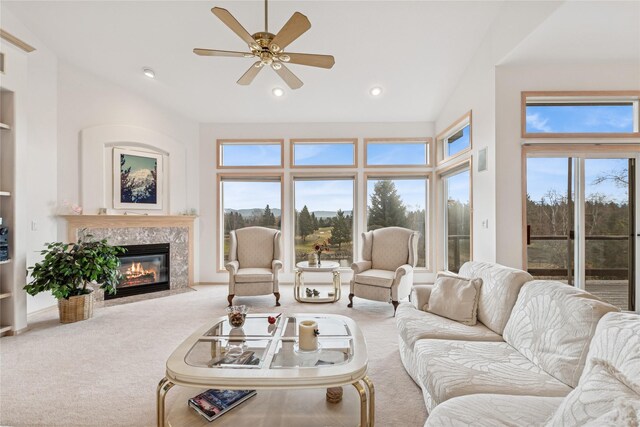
<box><xmin>107</xmin><ymin>243</ymin><xmax>170</xmax><ymax>300</ymax></box>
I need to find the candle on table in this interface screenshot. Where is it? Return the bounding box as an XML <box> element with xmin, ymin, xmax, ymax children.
<box><xmin>299</xmin><ymin>320</ymin><xmax>318</xmax><ymax>351</ymax></box>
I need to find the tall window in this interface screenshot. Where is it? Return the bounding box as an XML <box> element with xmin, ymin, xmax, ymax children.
<box><xmin>522</xmin><ymin>92</ymin><xmax>640</xmax><ymax>138</ymax></box>
<box><xmin>294</xmin><ymin>178</ymin><xmax>354</xmax><ymax>267</ymax></box>
<box><xmin>366</xmin><ymin>176</ymin><xmax>429</xmax><ymax>268</ymax></box>
<box><xmin>218</xmin><ymin>176</ymin><xmax>282</xmax><ymax>267</ymax></box>
<box><xmin>442</xmin><ymin>167</ymin><xmax>471</xmax><ymax>273</ymax></box>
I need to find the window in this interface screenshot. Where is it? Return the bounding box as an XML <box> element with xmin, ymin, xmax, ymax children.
<box><xmin>294</xmin><ymin>177</ymin><xmax>354</xmax><ymax>267</ymax></box>
<box><xmin>217</xmin><ymin>140</ymin><xmax>283</xmax><ymax>167</ymax></box>
<box><xmin>365</xmin><ymin>138</ymin><xmax>431</xmax><ymax>166</ymax></box>
<box><xmin>522</xmin><ymin>92</ymin><xmax>640</xmax><ymax>138</ymax></box>
<box><xmin>437</xmin><ymin>111</ymin><xmax>472</xmax><ymax>164</ymax></box>
<box><xmin>441</xmin><ymin>164</ymin><xmax>471</xmax><ymax>273</ymax></box>
<box><xmin>218</xmin><ymin>175</ymin><xmax>282</xmax><ymax>268</ymax></box>
<box><xmin>291</xmin><ymin>139</ymin><xmax>356</xmax><ymax>167</ymax></box>
<box><xmin>366</xmin><ymin>175</ymin><xmax>429</xmax><ymax>268</ymax></box>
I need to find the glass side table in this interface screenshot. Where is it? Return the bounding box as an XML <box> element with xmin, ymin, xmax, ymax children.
<box><xmin>294</xmin><ymin>261</ymin><xmax>342</xmax><ymax>303</ymax></box>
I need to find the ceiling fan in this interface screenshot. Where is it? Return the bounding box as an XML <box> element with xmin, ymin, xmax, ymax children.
<box><xmin>193</xmin><ymin>0</ymin><xmax>335</xmax><ymax>89</ymax></box>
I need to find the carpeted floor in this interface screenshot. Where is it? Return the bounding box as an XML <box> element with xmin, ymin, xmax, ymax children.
<box><xmin>0</xmin><ymin>284</ymin><xmax>426</xmax><ymax>427</ymax></box>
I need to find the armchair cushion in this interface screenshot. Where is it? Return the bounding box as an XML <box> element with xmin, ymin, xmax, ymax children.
<box><xmin>355</xmin><ymin>269</ymin><xmax>395</xmax><ymax>288</ymax></box>
<box><xmin>370</xmin><ymin>227</ymin><xmax>414</xmax><ymax>271</ymax></box>
<box><xmin>235</xmin><ymin>268</ymin><xmax>274</xmax><ymax>283</ymax></box>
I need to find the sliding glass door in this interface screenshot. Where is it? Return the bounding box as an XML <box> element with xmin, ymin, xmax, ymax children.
<box><xmin>526</xmin><ymin>154</ymin><xmax>637</xmax><ymax>310</ymax></box>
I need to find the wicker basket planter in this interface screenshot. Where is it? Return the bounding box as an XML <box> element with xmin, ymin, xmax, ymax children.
<box><xmin>58</xmin><ymin>291</ymin><xmax>95</xmax><ymax>323</ymax></box>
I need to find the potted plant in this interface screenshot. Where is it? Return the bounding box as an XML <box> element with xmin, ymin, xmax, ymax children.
<box><xmin>24</xmin><ymin>234</ymin><xmax>125</xmax><ymax>323</ymax></box>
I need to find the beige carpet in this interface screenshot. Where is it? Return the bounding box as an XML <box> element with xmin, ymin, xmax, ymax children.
<box><xmin>0</xmin><ymin>284</ymin><xmax>426</xmax><ymax>427</ymax></box>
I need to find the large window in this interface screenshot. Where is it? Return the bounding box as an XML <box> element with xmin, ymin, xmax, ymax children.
<box><xmin>366</xmin><ymin>175</ymin><xmax>429</xmax><ymax>268</ymax></box>
<box><xmin>437</xmin><ymin>111</ymin><xmax>472</xmax><ymax>164</ymax></box>
<box><xmin>441</xmin><ymin>165</ymin><xmax>471</xmax><ymax>273</ymax></box>
<box><xmin>291</xmin><ymin>139</ymin><xmax>356</xmax><ymax>167</ymax></box>
<box><xmin>522</xmin><ymin>92</ymin><xmax>640</xmax><ymax>138</ymax></box>
<box><xmin>294</xmin><ymin>177</ymin><xmax>354</xmax><ymax>267</ymax></box>
<box><xmin>217</xmin><ymin>140</ymin><xmax>283</xmax><ymax>167</ymax></box>
<box><xmin>365</xmin><ymin>138</ymin><xmax>431</xmax><ymax>166</ymax></box>
<box><xmin>218</xmin><ymin>175</ymin><xmax>282</xmax><ymax>268</ymax></box>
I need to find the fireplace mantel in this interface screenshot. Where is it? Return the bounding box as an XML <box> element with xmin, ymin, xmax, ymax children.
<box><xmin>60</xmin><ymin>215</ymin><xmax>197</xmax><ymax>289</ymax></box>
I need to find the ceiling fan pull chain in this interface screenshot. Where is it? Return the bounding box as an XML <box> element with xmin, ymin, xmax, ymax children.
<box><xmin>265</xmin><ymin>0</ymin><xmax>269</xmax><ymax>34</ymax></box>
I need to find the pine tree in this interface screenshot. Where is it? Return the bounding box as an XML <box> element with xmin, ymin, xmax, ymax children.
<box><xmin>330</xmin><ymin>210</ymin><xmax>351</xmax><ymax>248</ymax></box>
<box><xmin>298</xmin><ymin>205</ymin><xmax>314</xmax><ymax>241</ymax></box>
<box><xmin>368</xmin><ymin>180</ymin><xmax>408</xmax><ymax>229</ymax></box>
<box><xmin>262</xmin><ymin>204</ymin><xmax>275</xmax><ymax>227</ymax></box>
<box><xmin>311</xmin><ymin>212</ymin><xmax>319</xmax><ymax>231</ymax></box>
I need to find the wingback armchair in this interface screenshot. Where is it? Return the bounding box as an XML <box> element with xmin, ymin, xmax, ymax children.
<box><xmin>226</xmin><ymin>226</ymin><xmax>283</xmax><ymax>307</ymax></box>
<box><xmin>349</xmin><ymin>226</ymin><xmax>419</xmax><ymax>315</ymax></box>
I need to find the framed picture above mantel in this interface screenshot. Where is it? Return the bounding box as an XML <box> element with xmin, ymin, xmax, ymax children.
<box><xmin>113</xmin><ymin>148</ymin><xmax>164</xmax><ymax>210</ymax></box>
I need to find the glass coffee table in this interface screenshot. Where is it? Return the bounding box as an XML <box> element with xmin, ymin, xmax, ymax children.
<box><xmin>158</xmin><ymin>313</ymin><xmax>373</xmax><ymax>426</ymax></box>
<box><xmin>294</xmin><ymin>261</ymin><xmax>342</xmax><ymax>303</ymax></box>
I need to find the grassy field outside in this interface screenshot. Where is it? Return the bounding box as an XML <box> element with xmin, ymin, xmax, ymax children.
<box><xmin>295</xmin><ymin>227</ymin><xmax>353</xmax><ymax>267</ymax></box>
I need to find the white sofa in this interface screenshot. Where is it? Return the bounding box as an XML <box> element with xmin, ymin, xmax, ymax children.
<box><xmin>395</xmin><ymin>261</ymin><xmax>638</xmax><ymax>426</ymax></box>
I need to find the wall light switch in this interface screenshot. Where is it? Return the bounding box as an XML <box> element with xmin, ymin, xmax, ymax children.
<box><xmin>482</xmin><ymin>219</ymin><xmax>489</xmax><ymax>229</ymax></box>
<box><xmin>31</xmin><ymin>220</ymin><xmax>38</xmax><ymax>231</ymax></box>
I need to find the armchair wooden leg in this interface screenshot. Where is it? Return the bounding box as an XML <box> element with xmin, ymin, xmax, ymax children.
<box><xmin>347</xmin><ymin>293</ymin><xmax>354</xmax><ymax>308</ymax></box>
<box><xmin>227</xmin><ymin>294</ymin><xmax>234</xmax><ymax>307</ymax></box>
<box><xmin>274</xmin><ymin>292</ymin><xmax>281</xmax><ymax>307</ymax></box>
<box><xmin>392</xmin><ymin>300</ymin><xmax>399</xmax><ymax>316</ymax></box>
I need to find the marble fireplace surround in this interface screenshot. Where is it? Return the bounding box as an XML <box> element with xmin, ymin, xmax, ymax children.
<box><xmin>61</xmin><ymin>215</ymin><xmax>196</xmax><ymax>302</ymax></box>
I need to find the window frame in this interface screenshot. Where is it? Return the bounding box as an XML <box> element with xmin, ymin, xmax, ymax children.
<box><xmin>437</xmin><ymin>159</ymin><xmax>473</xmax><ymax>272</ymax></box>
<box><xmin>291</xmin><ymin>173</ymin><xmax>357</xmax><ymax>268</ymax></box>
<box><xmin>364</xmin><ymin>172</ymin><xmax>433</xmax><ymax>271</ymax></box>
<box><xmin>290</xmin><ymin>138</ymin><xmax>358</xmax><ymax>168</ymax></box>
<box><xmin>363</xmin><ymin>137</ymin><xmax>433</xmax><ymax>168</ymax></box>
<box><xmin>436</xmin><ymin>111</ymin><xmax>473</xmax><ymax>166</ymax></box>
<box><xmin>521</xmin><ymin>91</ymin><xmax>640</xmax><ymax>139</ymax></box>
<box><xmin>216</xmin><ymin>172</ymin><xmax>284</xmax><ymax>272</ymax></box>
<box><xmin>216</xmin><ymin>139</ymin><xmax>285</xmax><ymax>169</ymax></box>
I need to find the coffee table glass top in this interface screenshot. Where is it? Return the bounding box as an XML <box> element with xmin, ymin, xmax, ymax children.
<box><xmin>184</xmin><ymin>315</ymin><xmax>354</xmax><ymax>370</ymax></box>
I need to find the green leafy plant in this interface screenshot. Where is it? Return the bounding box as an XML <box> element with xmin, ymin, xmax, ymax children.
<box><xmin>25</xmin><ymin>234</ymin><xmax>126</xmax><ymax>300</ymax></box>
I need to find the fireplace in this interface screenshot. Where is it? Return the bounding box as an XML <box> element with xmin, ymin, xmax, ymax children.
<box><xmin>107</xmin><ymin>243</ymin><xmax>170</xmax><ymax>300</ymax></box>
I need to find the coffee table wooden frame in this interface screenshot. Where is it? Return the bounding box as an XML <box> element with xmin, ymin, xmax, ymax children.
<box><xmin>294</xmin><ymin>261</ymin><xmax>342</xmax><ymax>303</ymax></box>
<box><xmin>157</xmin><ymin>313</ymin><xmax>374</xmax><ymax>426</ymax></box>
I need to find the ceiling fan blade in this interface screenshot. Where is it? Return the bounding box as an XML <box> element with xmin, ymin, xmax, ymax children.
<box><xmin>269</xmin><ymin>12</ymin><xmax>311</xmax><ymax>52</ymax></box>
<box><xmin>284</xmin><ymin>53</ymin><xmax>335</xmax><ymax>69</ymax></box>
<box><xmin>274</xmin><ymin>63</ymin><xmax>303</xmax><ymax>89</ymax></box>
<box><xmin>237</xmin><ymin>62</ymin><xmax>263</xmax><ymax>85</ymax></box>
<box><xmin>193</xmin><ymin>48</ymin><xmax>252</xmax><ymax>58</ymax></box>
<box><xmin>211</xmin><ymin>7</ymin><xmax>257</xmax><ymax>48</ymax></box>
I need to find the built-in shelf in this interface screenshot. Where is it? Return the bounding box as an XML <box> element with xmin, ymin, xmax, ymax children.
<box><xmin>0</xmin><ymin>122</ymin><xmax>10</xmax><ymax>130</ymax></box>
<box><xmin>0</xmin><ymin>325</ymin><xmax>11</xmax><ymax>334</ymax></box>
<box><xmin>0</xmin><ymin>259</ymin><xmax>11</xmax><ymax>265</ymax></box>
<box><xmin>0</xmin><ymin>292</ymin><xmax>11</xmax><ymax>300</ymax></box>
<box><xmin>0</xmin><ymin>191</ymin><xmax>10</xmax><ymax>196</ymax></box>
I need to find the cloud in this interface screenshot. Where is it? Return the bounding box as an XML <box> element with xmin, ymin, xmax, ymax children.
<box><xmin>526</xmin><ymin>113</ymin><xmax>553</xmax><ymax>133</ymax></box>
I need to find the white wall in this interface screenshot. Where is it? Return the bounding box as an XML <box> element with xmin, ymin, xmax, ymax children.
<box><xmin>434</xmin><ymin>1</ymin><xmax>561</xmax><ymax>266</ymax></box>
<box><xmin>199</xmin><ymin>122</ymin><xmax>434</xmax><ymax>284</ymax></box>
<box><xmin>1</xmin><ymin>9</ymin><xmax>59</xmax><ymax>317</ymax></box>
<box><xmin>494</xmin><ymin>62</ymin><xmax>640</xmax><ymax>268</ymax></box>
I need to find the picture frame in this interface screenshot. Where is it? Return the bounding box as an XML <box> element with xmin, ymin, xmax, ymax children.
<box><xmin>113</xmin><ymin>147</ymin><xmax>163</xmax><ymax>210</ymax></box>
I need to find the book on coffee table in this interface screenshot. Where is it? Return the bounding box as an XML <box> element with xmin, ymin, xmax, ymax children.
<box><xmin>188</xmin><ymin>389</ymin><xmax>257</xmax><ymax>422</ymax></box>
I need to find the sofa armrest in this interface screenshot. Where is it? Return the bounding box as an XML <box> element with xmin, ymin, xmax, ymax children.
<box><xmin>351</xmin><ymin>260</ymin><xmax>372</xmax><ymax>274</ymax></box>
<box><xmin>411</xmin><ymin>284</ymin><xmax>434</xmax><ymax>311</ymax></box>
<box><xmin>225</xmin><ymin>260</ymin><xmax>239</xmax><ymax>275</ymax></box>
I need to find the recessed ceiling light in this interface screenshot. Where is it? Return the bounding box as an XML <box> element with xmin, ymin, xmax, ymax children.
<box><xmin>142</xmin><ymin>67</ymin><xmax>155</xmax><ymax>79</ymax></box>
<box><xmin>370</xmin><ymin>86</ymin><xmax>383</xmax><ymax>97</ymax></box>
<box><xmin>272</xmin><ymin>87</ymin><xmax>285</xmax><ymax>97</ymax></box>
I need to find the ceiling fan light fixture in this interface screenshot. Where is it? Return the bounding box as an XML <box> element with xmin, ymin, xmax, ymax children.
<box><xmin>142</xmin><ymin>67</ymin><xmax>156</xmax><ymax>79</ymax></box>
<box><xmin>279</xmin><ymin>54</ymin><xmax>290</xmax><ymax>62</ymax></box>
<box><xmin>270</xmin><ymin>44</ymin><xmax>281</xmax><ymax>52</ymax></box>
<box><xmin>271</xmin><ymin>62</ymin><xmax>282</xmax><ymax>70</ymax></box>
<box><xmin>370</xmin><ymin>86</ymin><xmax>383</xmax><ymax>97</ymax></box>
<box><xmin>250</xmin><ymin>43</ymin><xmax>261</xmax><ymax>50</ymax></box>
<box><xmin>272</xmin><ymin>87</ymin><xmax>285</xmax><ymax>97</ymax></box>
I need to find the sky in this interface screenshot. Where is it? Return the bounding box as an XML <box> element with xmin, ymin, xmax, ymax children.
<box><xmin>367</xmin><ymin>142</ymin><xmax>428</xmax><ymax>165</ymax></box>
<box><xmin>526</xmin><ymin>104</ymin><xmax>635</xmax><ymax>133</ymax></box>
<box><xmin>121</xmin><ymin>153</ymin><xmax>156</xmax><ymax>173</ymax></box>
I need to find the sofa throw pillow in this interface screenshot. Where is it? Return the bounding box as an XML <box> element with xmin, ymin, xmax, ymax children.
<box><xmin>546</xmin><ymin>359</ymin><xmax>640</xmax><ymax>427</ymax></box>
<box><xmin>426</xmin><ymin>274</ymin><xmax>482</xmax><ymax>326</ymax></box>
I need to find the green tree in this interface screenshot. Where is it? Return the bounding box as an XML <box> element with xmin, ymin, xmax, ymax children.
<box><xmin>311</xmin><ymin>212</ymin><xmax>319</xmax><ymax>231</ymax></box>
<box><xmin>330</xmin><ymin>210</ymin><xmax>351</xmax><ymax>248</ymax></box>
<box><xmin>298</xmin><ymin>205</ymin><xmax>314</xmax><ymax>241</ymax></box>
<box><xmin>261</xmin><ymin>204</ymin><xmax>276</xmax><ymax>227</ymax></box>
<box><xmin>367</xmin><ymin>180</ymin><xmax>407</xmax><ymax>229</ymax></box>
